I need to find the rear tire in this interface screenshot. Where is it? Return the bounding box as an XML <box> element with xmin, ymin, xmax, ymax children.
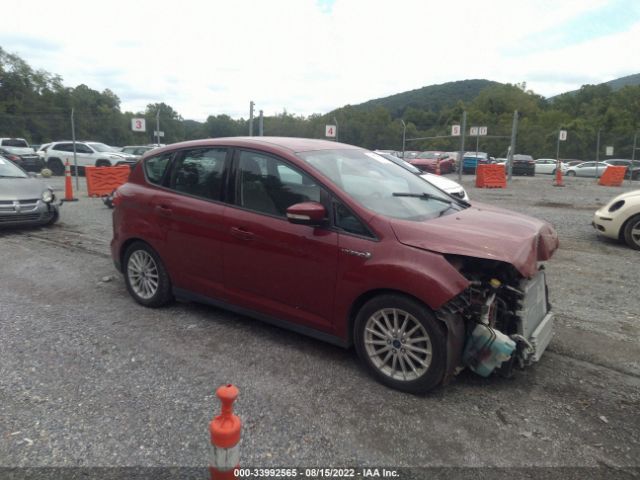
<box><xmin>623</xmin><ymin>214</ymin><xmax>640</xmax><ymax>250</ymax></box>
<box><xmin>96</xmin><ymin>159</ymin><xmax>111</xmax><ymax>167</ymax></box>
<box><xmin>47</xmin><ymin>158</ymin><xmax>64</xmax><ymax>176</ymax></box>
<box><xmin>566</xmin><ymin>171</ymin><xmax>576</xmax><ymax>177</ymax></box>
<box><xmin>123</xmin><ymin>241</ymin><xmax>173</xmax><ymax>307</ymax></box>
<box><xmin>354</xmin><ymin>294</ymin><xmax>447</xmax><ymax>393</ymax></box>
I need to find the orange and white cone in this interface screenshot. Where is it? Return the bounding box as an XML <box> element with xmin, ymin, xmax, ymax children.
<box><xmin>553</xmin><ymin>165</ymin><xmax>565</xmax><ymax>187</ymax></box>
<box><xmin>209</xmin><ymin>384</ymin><xmax>241</xmax><ymax>480</ymax></box>
<box><xmin>63</xmin><ymin>159</ymin><xmax>78</xmax><ymax>201</ymax></box>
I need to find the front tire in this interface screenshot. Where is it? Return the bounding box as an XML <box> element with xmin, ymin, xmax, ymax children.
<box><xmin>123</xmin><ymin>241</ymin><xmax>173</xmax><ymax>307</ymax></box>
<box><xmin>47</xmin><ymin>158</ymin><xmax>65</xmax><ymax>176</ymax></box>
<box><xmin>566</xmin><ymin>171</ymin><xmax>576</xmax><ymax>177</ymax></box>
<box><xmin>623</xmin><ymin>214</ymin><xmax>640</xmax><ymax>250</ymax></box>
<box><xmin>354</xmin><ymin>294</ymin><xmax>447</xmax><ymax>393</ymax></box>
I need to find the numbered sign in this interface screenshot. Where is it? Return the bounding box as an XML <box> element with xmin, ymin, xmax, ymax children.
<box><xmin>469</xmin><ymin>127</ymin><xmax>479</xmax><ymax>136</ymax></box>
<box><xmin>131</xmin><ymin>118</ymin><xmax>146</xmax><ymax>132</ymax></box>
<box><xmin>451</xmin><ymin>125</ymin><xmax>461</xmax><ymax>136</ymax></box>
<box><xmin>605</xmin><ymin>146</ymin><xmax>614</xmax><ymax>156</ymax></box>
<box><xmin>559</xmin><ymin>130</ymin><xmax>567</xmax><ymax>141</ymax></box>
<box><xmin>479</xmin><ymin>126</ymin><xmax>488</xmax><ymax>136</ymax></box>
<box><xmin>153</xmin><ymin>131</ymin><xmax>165</xmax><ymax>137</ymax></box>
<box><xmin>325</xmin><ymin>125</ymin><xmax>336</xmax><ymax>138</ymax></box>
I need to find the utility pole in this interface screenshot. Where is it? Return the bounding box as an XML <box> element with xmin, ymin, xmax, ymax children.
<box><xmin>507</xmin><ymin>110</ymin><xmax>518</xmax><ymax>181</ymax></box>
<box><xmin>155</xmin><ymin>107</ymin><xmax>161</xmax><ymax>146</ymax></box>
<box><xmin>249</xmin><ymin>101</ymin><xmax>255</xmax><ymax>136</ymax></box>
<box><xmin>258</xmin><ymin>110</ymin><xmax>264</xmax><ymax>136</ymax></box>
<box><xmin>631</xmin><ymin>131</ymin><xmax>637</xmax><ymax>183</ymax></box>
<box><xmin>457</xmin><ymin>111</ymin><xmax>467</xmax><ymax>183</ymax></box>
<box><xmin>71</xmin><ymin>108</ymin><xmax>78</xmax><ymax>190</ymax></box>
<box><xmin>333</xmin><ymin>117</ymin><xmax>339</xmax><ymax>142</ymax></box>
<box><xmin>401</xmin><ymin>119</ymin><xmax>406</xmax><ymax>159</ymax></box>
<box><xmin>595</xmin><ymin>128</ymin><xmax>601</xmax><ymax>179</ymax></box>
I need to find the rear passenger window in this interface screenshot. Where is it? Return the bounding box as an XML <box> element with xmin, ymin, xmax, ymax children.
<box><xmin>144</xmin><ymin>153</ymin><xmax>172</xmax><ymax>185</ymax></box>
<box><xmin>171</xmin><ymin>148</ymin><xmax>228</xmax><ymax>200</ymax></box>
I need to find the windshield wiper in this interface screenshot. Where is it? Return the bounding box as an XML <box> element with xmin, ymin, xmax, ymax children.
<box><xmin>392</xmin><ymin>192</ymin><xmax>452</xmax><ymax>205</ymax></box>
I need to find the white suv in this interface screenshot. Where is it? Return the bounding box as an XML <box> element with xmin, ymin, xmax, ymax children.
<box><xmin>45</xmin><ymin>141</ymin><xmax>137</xmax><ymax>175</ymax></box>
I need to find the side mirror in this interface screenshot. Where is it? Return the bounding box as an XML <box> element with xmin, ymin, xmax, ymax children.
<box><xmin>286</xmin><ymin>202</ymin><xmax>327</xmax><ymax>226</ymax></box>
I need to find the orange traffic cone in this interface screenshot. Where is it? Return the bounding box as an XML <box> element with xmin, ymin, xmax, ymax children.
<box><xmin>435</xmin><ymin>158</ymin><xmax>441</xmax><ymax>175</ymax></box>
<box><xmin>63</xmin><ymin>160</ymin><xmax>78</xmax><ymax>201</ymax></box>
<box><xmin>209</xmin><ymin>384</ymin><xmax>241</xmax><ymax>480</ymax></box>
<box><xmin>553</xmin><ymin>165</ymin><xmax>565</xmax><ymax>187</ymax></box>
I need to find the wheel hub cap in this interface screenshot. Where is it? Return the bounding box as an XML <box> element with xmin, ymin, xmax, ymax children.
<box><xmin>364</xmin><ymin>308</ymin><xmax>432</xmax><ymax>382</ymax></box>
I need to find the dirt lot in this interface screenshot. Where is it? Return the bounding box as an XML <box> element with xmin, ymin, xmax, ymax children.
<box><xmin>1</xmin><ymin>173</ymin><xmax>639</xmax><ymax>478</ymax></box>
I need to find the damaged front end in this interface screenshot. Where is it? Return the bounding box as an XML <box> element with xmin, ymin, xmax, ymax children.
<box><xmin>437</xmin><ymin>256</ymin><xmax>554</xmax><ymax>381</ymax></box>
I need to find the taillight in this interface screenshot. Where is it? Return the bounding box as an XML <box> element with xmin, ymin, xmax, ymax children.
<box><xmin>112</xmin><ymin>189</ymin><xmax>122</xmax><ymax>207</ymax></box>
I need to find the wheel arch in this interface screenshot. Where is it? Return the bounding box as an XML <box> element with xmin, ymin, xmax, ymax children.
<box><xmin>619</xmin><ymin>212</ymin><xmax>640</xmax><ymax>243</ymax></box>
<box><xmin>346</xmin><ymin>288</ymin><xmax>439</xmax><ymax>347</ymax></box>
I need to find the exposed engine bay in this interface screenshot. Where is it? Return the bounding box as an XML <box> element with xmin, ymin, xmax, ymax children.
<box><xmin>438</xmin><ymin>255</ymin><xmax>555</xmax><ymax>380</ymax></box>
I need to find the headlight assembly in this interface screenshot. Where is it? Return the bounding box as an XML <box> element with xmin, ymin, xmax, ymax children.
<box><xmin>41</xmin><ymin>189</ymin><xmax>54</xmax><ymax>203</ymax></box>
<box><xmin>608</xmin><ymin>200</ymin><xmax>625</xmax><ymax>212</ymax></box>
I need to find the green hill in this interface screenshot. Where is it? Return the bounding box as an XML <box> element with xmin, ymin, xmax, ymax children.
<box><xmin>351</xmin><ymin>79</ymin><xmax>501</xmax><ymax>117</ymax></box>
<box><xmin>550</xmin><ymin>73</ymin><xmax>640</xmax><ymax>99</ymax></box>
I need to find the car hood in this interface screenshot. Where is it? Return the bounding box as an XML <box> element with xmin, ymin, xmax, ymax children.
<box><xmin>3</xmin><ymin>147</ymin><xmax>36</xmax><ymax>155</ymax></box>
<box><xmin>390</xmin><ymin>203</ymin><xmax>559</xmax><ymax>278</ymax></box>
<box><xmin>0</xmin><ymin>178</ymin><xmax>47</xmax><ymax>200</ymax></box>
<box><xmin>602</xmin><ymin>189</ymin><xmax>640</xmax><ymax>206</ymax></box>
<box><xmin>420</xmin><ymin>173</ymin><xmax>463</xmax><ymax>192</ymax></box>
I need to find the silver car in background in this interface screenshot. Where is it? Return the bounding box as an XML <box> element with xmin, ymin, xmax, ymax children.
<box><xmin>0</xmin><ymin>156</ymin><xmax>60</xmax><ymax>227</ymax></box>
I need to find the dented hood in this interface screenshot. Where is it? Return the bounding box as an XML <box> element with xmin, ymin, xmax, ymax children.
<box><xmin>390</xmin><ymin>202</ymin><xmax>559</xmax><ymax>278</ymax></box>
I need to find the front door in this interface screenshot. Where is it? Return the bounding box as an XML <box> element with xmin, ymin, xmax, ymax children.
<box><xmin>223</xmin><ymin>149</ymin><xmax>339</xmax><ymax>333</ymax></box>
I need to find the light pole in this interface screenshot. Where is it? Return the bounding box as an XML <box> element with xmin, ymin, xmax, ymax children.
<box><xmin>155</xmin><ymin>107</ymin><xmax>161</xmax><ymax>146</ymax></box>
<box><xmin>595</xmin><ymin>128</ymin><xmax>601</xmax><ymax>179</ymax></box>
<box><xmin>457</xmin><ymin>111</ymin><xmax>466</xmax><ymax>183</ymax></box>
<box><xmin>249</xmin><ymin>101</ymin><xmax>255</xmax><ymax>136</ymax></box>
<box><xmin>401</xmin><ymin>119</ymin><xmax>406</xmax><ymax>158</ymax></box>
<box><xmin>631</xmin><ymin>131</ymin><xmax>638</xmax><ymax>183</ymax></box>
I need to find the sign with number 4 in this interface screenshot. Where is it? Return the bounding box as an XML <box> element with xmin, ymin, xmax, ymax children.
<box><xmin>325</xmin><ymin>125</ymin><xmax>336</xmax><ymax>138</ymax></box>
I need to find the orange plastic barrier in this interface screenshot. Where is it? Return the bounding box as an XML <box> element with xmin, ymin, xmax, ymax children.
<box><xmin>84</xmin><ymin>166</ymin><xmax>131</xmax><ymax>197</ymax></box>
<box><xmin>598</xmin><ymin>166</ymin><xmax>627</xmax><ymax>187</ymax></box>
<box><xmin>476</xmin><ymin>164</ymin><xmax>506</xmax><ymax>188</ymax></box>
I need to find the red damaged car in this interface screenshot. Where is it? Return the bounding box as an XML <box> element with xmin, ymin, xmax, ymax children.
<box><xmin>111</xmin><ymin>138</ymin><xmax>558</xmax><ymax>393</ymax></box>
<box><xmin>409</xmin><ymin>151</ymin><xmax>456</xmax><ymax>174</ymax></box>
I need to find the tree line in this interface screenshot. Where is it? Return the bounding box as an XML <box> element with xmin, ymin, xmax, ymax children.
<box><xmin>1</xmin><ymin>46</ymin><xmax>639</xmax><ymax>160</ymax></box>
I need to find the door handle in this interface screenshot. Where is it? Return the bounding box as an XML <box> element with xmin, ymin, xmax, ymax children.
<box><xmin>155</xmin><ymin>204</ymin><xmax>173</xmax><ymax>216</ymax></box>
<box><xmin>230</xmin><ymin>226</ymin><xmax>254</xmax><ymax>241</ymax></box>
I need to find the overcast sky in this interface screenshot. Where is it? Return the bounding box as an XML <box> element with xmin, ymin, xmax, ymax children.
<box><xmin>2</xmin><ymin>0</ymin><xmax>639</xmax><ymax>121</ymax></box>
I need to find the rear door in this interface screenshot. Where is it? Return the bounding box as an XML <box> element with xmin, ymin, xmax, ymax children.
<box><xmin>222</xmin><ymin>149</ymin><xmax>339</xmax><ymax>333</ymax></box>
<box><xmin>157</xmin><ymin>147</ymin><xmax>231</xmax><ymax>299</ymax></box>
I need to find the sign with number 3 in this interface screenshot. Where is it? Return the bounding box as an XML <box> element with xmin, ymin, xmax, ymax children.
<box><xmin>131</xmin><ymin>118</ymin><xmax>146</xmax><ymax>132</ymax></box>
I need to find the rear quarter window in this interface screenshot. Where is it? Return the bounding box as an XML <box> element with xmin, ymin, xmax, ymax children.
<box><xmin>144</xmin><ymin>153</ymin><xmax>172</xmax><ymax>185</ymax></box>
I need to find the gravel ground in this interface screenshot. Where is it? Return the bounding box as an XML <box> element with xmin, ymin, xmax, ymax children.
<box><xmin>1</xmin><ymin>173</ymin><xmax>638</xmax><ymax>477</ymax></box>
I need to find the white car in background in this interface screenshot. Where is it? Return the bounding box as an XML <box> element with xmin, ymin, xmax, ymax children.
<box><xmin>374</xmin><ymin>151</ymin><xmax>470</xmax><ymax>201</ymax></box>
<box><xmin>44</xmin><ymin>141</ymin><xmax>137</xmax><ymax>175</ymax></box>
<box><xmin>593</xmin><ymin>190</ymin><xmax>640</xmax><ymax>250</ymax></box>
<box><xmin>535</xmin><ymin>158</ymin><xmax>568</xmax><ymax>175</ymax></box>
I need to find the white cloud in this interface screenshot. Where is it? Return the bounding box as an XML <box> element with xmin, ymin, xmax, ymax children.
<box><xmin>1</xmin><ymin>0</ymin><xmax>636</xmax><ymax>120</ymax></box>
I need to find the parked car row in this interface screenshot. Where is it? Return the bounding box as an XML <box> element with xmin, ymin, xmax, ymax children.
<box><xmin>0</xmin><ymin>138</ymin><xmax>159</xmax><ymax>176</ymax></box>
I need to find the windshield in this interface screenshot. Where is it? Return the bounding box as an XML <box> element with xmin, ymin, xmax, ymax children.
<box><xmin>297</xmin><ymin>149</ymin><xmax>463</xmax><ymax>221</ymax></box>
<box><xmin>416</xmin><ymin>151</ymin><xmax>445</xmax><ymax>159</ymax></box>
<box><xmin>0</xmin><ymin>156</ymin><xmax>28</xmax><ymax>178</ymax></box>
<box><xmin>88</xmin><ymin>142</ymin><xmax>117</xmax><ymax>153</ymax></box>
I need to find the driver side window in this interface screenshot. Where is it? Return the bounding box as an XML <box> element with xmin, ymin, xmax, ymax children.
<box><xmin>236</xmin><ymin>151</ymin><xmax>321</xmax><ymax>217</ymax></box>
